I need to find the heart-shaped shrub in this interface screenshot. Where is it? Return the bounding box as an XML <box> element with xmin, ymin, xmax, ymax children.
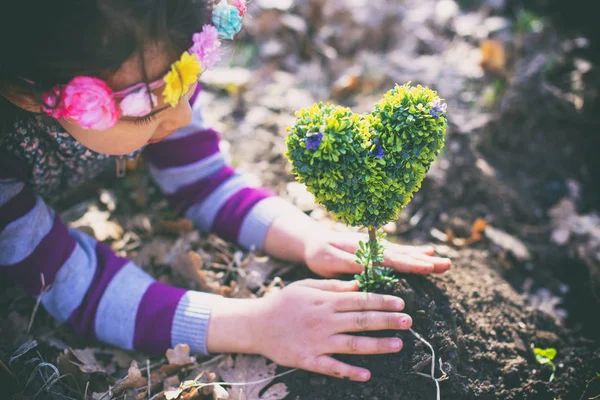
<box><xmin>285</xmin><ymin>83</ymin><xmax>447</xmax><ymax>291</ymax></box>
<box><xmin>286</xmin><ymin>84</ymin><xmax>447</xmax><ymax>225</ymax></box>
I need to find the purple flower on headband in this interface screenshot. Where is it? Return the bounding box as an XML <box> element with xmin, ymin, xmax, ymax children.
<box><xmin>429</xmin><ymin>100</ymin><xmax>447</xmax><ymax>119</ymax></box>
<box><xmin>305</xmin><ymin>132</ymin><xmax>323</xmax><ymax>150</ymax></box>
<box><xmin>190</xmin><ymin>25</ymin><xmax>222</xmax><ymax>70</ymax></box>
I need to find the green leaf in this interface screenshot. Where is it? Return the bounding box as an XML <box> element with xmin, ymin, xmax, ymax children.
<box><xmin>534</xmin><ymin>347</ymin><xmax>556</xmax><ymax>361</ymax></box>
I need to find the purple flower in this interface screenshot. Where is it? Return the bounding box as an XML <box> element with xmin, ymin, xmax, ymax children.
<box><xmin>305</xmin><ymin>132</ymin><xmax>324</xmax><ymax>150</ymax></box>
<box><xmin>429</xmin><ymin>100</ymin><xmax>447</xmax><ymax>119</ymax></box>
<box><xmin>370</xmin><ymin>138</ymin><xmax>384</xmax><ymax>159</ymax></box>
<box><xmin>371</xmin><ymin>145</ymin><xmax>384</xmax><ymax>159</ymax></box>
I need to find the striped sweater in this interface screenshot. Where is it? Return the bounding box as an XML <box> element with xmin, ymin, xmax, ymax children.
<box><xmin>0</xmin><ymin>90</ymin><xmax>298</xmax><ymax>355</ymax></box>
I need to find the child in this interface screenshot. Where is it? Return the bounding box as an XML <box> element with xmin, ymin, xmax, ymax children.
<box><xmin>0</xmin><ymin>0</ymin><xmax>450</xmax><ymax>382</ymax></box>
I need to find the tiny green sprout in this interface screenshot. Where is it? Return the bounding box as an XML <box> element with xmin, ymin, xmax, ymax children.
<box><xmin>285</xmin><ymin>84</ymin><xmax>447</xmax><ymax>291</ymax></box>
<box><xmin>534</xmin><ymin>347</ymin><xmax>557</xmax><ymax>382</ymax></box>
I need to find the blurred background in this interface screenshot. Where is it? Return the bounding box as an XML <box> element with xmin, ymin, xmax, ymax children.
<box><xmin>2</xmin><ymin>0</ymin><xmax>599</xmax><ymax>398</ymax></box>
<box><xmin>198</xmin><ymin>0</ymin><xmax>600</xmax><ymax>331</ymax></box>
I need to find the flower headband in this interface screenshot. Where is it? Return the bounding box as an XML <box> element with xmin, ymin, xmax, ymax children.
<box><xmin>40</xmin><ymin>0</ymin><xmax>247</xmax><ymax>131</ymax></box>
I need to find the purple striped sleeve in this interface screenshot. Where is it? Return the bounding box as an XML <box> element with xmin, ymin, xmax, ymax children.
<box><xmin>0</xmin><ymin>184</ymin><xmax>36</xmax><ymax>232</ymax></box>
<box><xmin>133</xmin><ymin>282</ymin><xmax>187</xmax><ymax>353</ymax></box>
<box><xmin>165</xmin><ymin>166</ymin><xmax>236</xmax><ymax>213</ymax></box>
<box><xmin>144</xmin><ymin>129</ymin><xmax>221</xmax><ymax>169</ymax></box>
<box><xmin>67</xmin><ymin>241</ymin><xmax>129</xmax><ymax>339</ymax></box>
<box><xmin>2</xmin><ymin>213</ymin><xmax>76</xmax><ymax>295</ymax></box>
<box><xmin>212</xmin><ymin>187</ymin><xmax>275</xmax><ymax>242</ymax></box>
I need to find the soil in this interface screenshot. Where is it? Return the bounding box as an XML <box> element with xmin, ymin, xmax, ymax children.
<box><xmin>283</xmin><ymin>250</ymin><xmax>600</xmax><ymax>399</ymax></box>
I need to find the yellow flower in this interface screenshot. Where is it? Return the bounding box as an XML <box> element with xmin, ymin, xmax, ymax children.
<box><xmin>163</xmin><ymin>52</ymin><xmax>203</xmax><ymax>107</ymax></box>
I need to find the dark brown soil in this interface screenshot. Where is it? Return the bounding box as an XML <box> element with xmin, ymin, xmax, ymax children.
<box><xmin>283</xmin><ymin>249</ymin><xmax>600</xmax><ymax>399</ymax></box>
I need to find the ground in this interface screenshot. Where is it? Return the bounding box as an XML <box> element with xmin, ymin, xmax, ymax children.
<box><xmin>2</xmin><ymin>0</ymin><xmax>600</xmax><ymax>399</ymax></box>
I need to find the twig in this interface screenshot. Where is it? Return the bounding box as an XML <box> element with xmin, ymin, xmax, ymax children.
<box><xmin>192</xmin><ymin>367</ymin><xmax>298</xmax><ymax>389</ymax></box>
<box><xmin>409</xmin><ymin>328</ymin><xmax>447</xmax><ymax>400</ymax></box>
<box><xmin>579</xmin><ymin>373</ymin><xmax>600</xmax><ymax>400</ymax></box>
<box><xmin>28</xmin><ymin>273</ymin><xmax>50</xmax><ymax>335</ymax></box>
<box><xmin>147</xmin><ymin>359</ymin><xmax>151</xmax><ymax>399</ymax></box>
<box><xmin>85</xmin><ymin>381</ymin><xmax>89</xmax><ymax>400</ymax></box>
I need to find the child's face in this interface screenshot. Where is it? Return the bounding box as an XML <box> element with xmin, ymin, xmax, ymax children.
<box><xmin>59</xmin><ymin>45</ymin><xmax>197</xmax><ymax>156</ymax></box>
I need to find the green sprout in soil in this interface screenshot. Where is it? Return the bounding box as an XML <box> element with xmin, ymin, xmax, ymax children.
<box><xmin>534</xmin><ymin>347</ymin><xmax>557</xmax><ymax>382</ymax></box>
<box><xmin>285</xmin><ymin>83</ymin><xmax>448</xmax><ymax>399</ymax></box>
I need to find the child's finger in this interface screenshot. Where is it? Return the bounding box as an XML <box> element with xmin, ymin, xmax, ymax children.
<box><xmin>307</xmin><ymin>355</ymin><xmax>371</xmax><ymax>382</ymax></box>
<box><xmin>330</xmin><ymin>334</ymin><xmax>403</xmax><ymax>355</ymax></box>
<box><xmin>294</xmin><ymin>278</ymin><xmax>359</xmax><ymax>292</ymax></box>
<box><xmin>407</xmin><ymin>253</ymin><xmax>452</xmax><ymax>273</ymax></box>
<box><xmin>328</xmin><ymin>246</ymin><xmax>364</xmax><ymax>274</ymax></box>
<box><xmin>387</xmin><ymin>242</ymin><xmax>435</xmax><ymax>255</ymax></box>
<box><xmin>333</xmin><ymin>292</ymin><xmax>405</xmax><ymax>312</ymax></box>
<box><xmin>334</xmin><ymin>311</ymin><xmax>412</xmax><ymax>332</ymax></box>
<box><xmin>383</xmin><ymin>252</ymin><xmax>436</xmax><ymax>274</ymax></box>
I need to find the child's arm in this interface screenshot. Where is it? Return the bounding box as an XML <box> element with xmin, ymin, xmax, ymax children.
<box><xmin>144</xmin><ymin>100</ymin><xmax>298</xmax><ymax>252</ymax></box>
<box><xmin>0</xmin><ymin>177</ymin><xmax>415</xmax><ymax>381</ymax></box>
<box><xmin>145</xmin><ymin>99</ymin><xmax>450</xmax><ymax>276</ymax></box>
<box><xmin>0</xmin><ymin>177</ymin><xmax>220</xmax><ymax>355</ymax></box>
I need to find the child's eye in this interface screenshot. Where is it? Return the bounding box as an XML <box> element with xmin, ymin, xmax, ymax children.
<box><xmin>133</xmin><ymin>114</ymin><xmax>158</xmax><ymax>126</ymax></box>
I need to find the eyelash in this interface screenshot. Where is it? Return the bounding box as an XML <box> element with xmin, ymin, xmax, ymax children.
<box><xmin>133</xmin><ymin>114</ymin><xmax>158</xmax><ymax>126</ymax></box>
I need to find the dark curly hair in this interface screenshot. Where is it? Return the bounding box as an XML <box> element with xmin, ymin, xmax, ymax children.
<box><xmin>0</xmin><ymin>0</ymin><xmax>211</xmax><ymax>131</ymax></box>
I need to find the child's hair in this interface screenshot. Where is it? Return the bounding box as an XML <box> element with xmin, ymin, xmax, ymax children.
<box><xmin>0</xmin><ymin>0</ymin><xmax>211</xmax><ymax>131</ymax></box>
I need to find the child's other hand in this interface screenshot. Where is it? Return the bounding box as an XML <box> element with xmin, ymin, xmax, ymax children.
<box><xmin>304</xmin><ymin>230</ymin><xmax>451</xmax><ymax>278</ymax></box>
<box><xmin>252</xmin><ymin>279</ymin><xmax>411</xmax><ymax>381</ymax></box>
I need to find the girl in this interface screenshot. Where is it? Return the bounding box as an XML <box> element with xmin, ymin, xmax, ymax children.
<box><xmin>0</xmin><ymin>0</ymin><xmax>450</xmax><ymax>382</ymax></box>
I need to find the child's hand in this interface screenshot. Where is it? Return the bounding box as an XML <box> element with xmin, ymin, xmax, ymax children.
<box><xmin>252</xmin><ymin>279</ymin><xmax>411</xmax><ymax>381</ymax></box>
<box><xmin>303</xmin><ymin>230</ymin><xmax>451</xmax><ymax>278</ymax></box>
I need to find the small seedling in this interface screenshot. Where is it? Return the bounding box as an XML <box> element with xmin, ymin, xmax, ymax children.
<box><xmin>534</xmin><ymin>347</ymin><xmax>557</xmax><ymax>382</ymax></box>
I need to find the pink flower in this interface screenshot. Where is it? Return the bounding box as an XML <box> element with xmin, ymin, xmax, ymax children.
<box><xmin>119</xmin><ymin>86</ymin><xmax>158</xmax><ymax>117</ymax></box>
<box><xmin>190</xmin><ymin>25</ymin><xmax>222</xmax><ymax>70</ymax></box>
<box><xmin>228</xmin><ymin>0</ymin><xmax>247</xmax><ymax>16</ymax></box>
<box><xmin>41</xmin><ymin>87</ymin><xmax>66</xmax><ymax>119</ymax></box>
<box><xmin>62</xmin><ymin>76</ymin><xmax>119</xmax><ymax>130</ymax></box>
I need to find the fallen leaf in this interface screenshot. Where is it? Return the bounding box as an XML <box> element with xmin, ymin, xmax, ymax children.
<box><xmin>480</xmin><ymin>39</ymin><xmax>506</xmax><ymax>75</ymax></box>
<box><xmin>113</xmin><ymin>361</ymin><xmax>147</xmax><ymax>393</ymax></box>
<box><xmin>218</xmin><ymin>355</ymin><xmax>289</xmax><ymax>400</ymax></box>
<box><xmin>163</xmin><ymin>375</ymin><xmax>181</xmax><ymax>391</ymax></box>
<box><xmin>468</xmin><ymin>218</ymin><xmax>487</xmax><ymax>243</ymax></box>
<box><xmin>69</xmin><ymin>348</ymin><xmax>105</xmax><ymax>374</ymax></box>
<box><xmin>239</xmin><ymin>254</ymin><xmax>283</xmax><ymax>290</ymax></box>
<box><xmin>161</xmin><ymin>344</ymin><xmax>195</xmax><ymax>375</ymax></box>
<box><xmin>172</xmin><ymin>251</ymin><xmax>213</xmax><ymax>291</ymax></box>
<box><xmin>69</xmin><ymin>206</ymin><xmax>123</xmax><ymax>241</ymax></box>
<box><xmin>160</xmin><ymin>218</ymin><xmax>195</xmax><ymax>234</ymax></box>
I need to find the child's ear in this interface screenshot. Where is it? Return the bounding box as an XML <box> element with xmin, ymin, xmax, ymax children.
<box><xmin>0</xmin><ymin>89</ymin><xmax>42</xmax><ymax>113</ymax></box>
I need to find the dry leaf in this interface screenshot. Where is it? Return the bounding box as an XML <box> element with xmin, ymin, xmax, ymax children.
<box><xmin>218</xmin><ymin>355</ymin><xmax>289</xmax><ymax>400</ymax></box>
<box><xmin>164</xmin><ymin>375</ymin><xmax>181</xmax><ymax>391</ymax></box>
<box><xmin>172</xmin><ymin>251</ymin><xmax>214</xmax><ymax>291</ymax></box>
<box><xmin>160</xmin><ymin>218</ymin><xmax>195</xmax><ymax>233</ymax></box>
<box><xmin>240</xmin><ymin>255</ymin><xmax>282</xmax><ymax>290</ymax></box>
<box><xmin>69</xmin><ymin>348</ymin><xmax>105</xmax><ymax>374</ymax></box>
<box><xmin>468</xmin><ymin>218</ymin><xmax>488</xmax><ymax>243</ymax></box>
<box><xmin>133</xmin><ymin>237</ymin><xmax>174</xmax><ymax>266</ymax></box>
<box><xmin>167</xmin><ymin>344</ymin><xmax>193</xmax><ymax>365</ymax></box>
<box><xmin>113</xmin><ymin>361</ymin><xmax>147</xmax><ymax>393</ymax></box>
<box><xmin>69</xmin><ymin>206</ymin><xmax>123</xmax><ymax>241</ymax></box>
<box><xmin>480</xmin><ymin>39</ymin><xmax>506</xmax><ymax>75</ymax></box>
